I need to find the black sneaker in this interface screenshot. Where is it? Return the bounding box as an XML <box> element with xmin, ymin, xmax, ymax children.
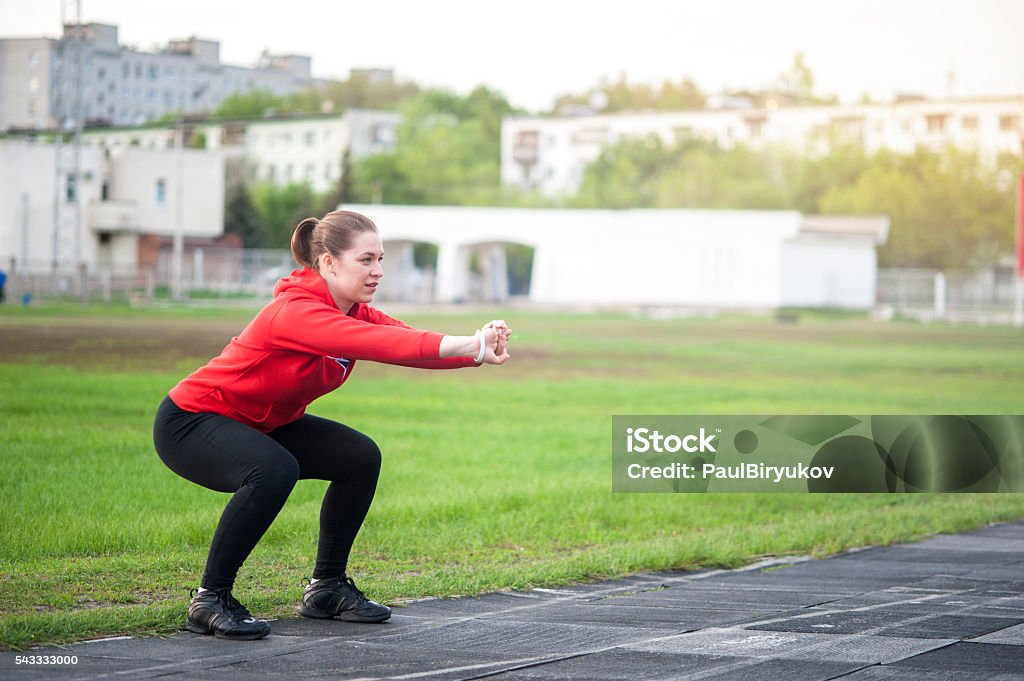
<box><xmin>185</xmin><ymin>587</ymin><xmax>271</xmax><ymax>640</ymax></box>
<box><xmin>299</xmin><ymin>576</ymin><xmax>391</xmax><ymax>622</ymax></box>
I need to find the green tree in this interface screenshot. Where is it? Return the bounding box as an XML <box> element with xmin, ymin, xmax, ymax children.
<box><xmin>777</xmin><ymin>52</ymin><xmax>816</xmax><ymax>104</ymax></box>
<box><xmin>212</xmin><ymin>89</ymin><xmax>286</xmax><ymax>119</ymax></box>
<box><xmin>348</xmin><ymin>152</ymin><xmax>423</xmax><ymax>204</ymax></box>
<box><xmin>322</xmin><ymin>72</ymin><xmax>421</xmax><ymax>111</ymax></box>
<box><xmin>820</xmin><ymin>148</ymin><xmax>1020</xmax><ymax>269</ymax></box>
<box><xmin>251</xmin><ymin>183</ymin><xmax>321</xmax><ymax>248</ymax></box>
<box><xmin>573</xmin><ymin>136</ymin><xmax>795</xmax><ymax>209</ymax></box>
<box><xmin>348</xmin><ymin>86</ymin><xmax>525</xmax><ymax>206</ymax></box>
<box><xmin>223</xmin><ymin>183</ymin><xmax>267</xmax><ymax>247</ymax></box>
<box><xmin>553</xmin><ymin>74</ymin><xmax>706</xmax><ymax>113</ymax></box>
<box><xmin>570</xmin><ymin>135</ymin><xmax>1018</xmax><ymax>269</ymax></box>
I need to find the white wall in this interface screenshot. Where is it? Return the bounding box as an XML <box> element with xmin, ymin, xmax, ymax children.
<box><xmin>344</xmin><ymin>204</ymin><xmax>879</xmax><ymax>309</ymax></box>
<box><xmin>0</xmin><ymin>139</ymin><xmax>105</xmax><ymax>268</ymax></box>
<box><xmin>107</xmin><ymin>147</ymin><xmax>224</xmax><ymax>237</ymax></box>
<box><xmin>0</xmin><ymin>140</ymin><xmax>224</xmax><ymax>274</ymax></box>
<box><xmin>780</xmin><ymin>237</ymin><xmax>878</xmax><ymax>308</ymax></box>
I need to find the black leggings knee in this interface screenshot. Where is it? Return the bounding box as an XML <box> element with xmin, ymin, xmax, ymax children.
<box><xmin>153</xmin><ymin>395</ymin><xmax>380</xmax><ymax>590</ymax></box>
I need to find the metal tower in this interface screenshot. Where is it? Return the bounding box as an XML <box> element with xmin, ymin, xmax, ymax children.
<box><xmin>52</xmin><ymin>0</ymin><xmax>85</xmax><ymax>294</ymax></box>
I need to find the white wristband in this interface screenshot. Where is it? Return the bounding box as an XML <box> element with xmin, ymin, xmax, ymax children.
<box><xmin>474</xmin><ymin>330</ymin><xmax>486</xmax><ymax>364</ymax></box>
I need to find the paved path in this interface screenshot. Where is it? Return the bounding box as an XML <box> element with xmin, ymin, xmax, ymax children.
<box><xmin>3</xmin><ymin>521</ymin><xmax>1023</xmax><ymax>680</ymax></box>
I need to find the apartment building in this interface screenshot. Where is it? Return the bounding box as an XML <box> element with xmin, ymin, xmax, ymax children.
<box><xmin>243</xmin><ymin>109</ymin><xmax>400</xmax><ymax>192</ymax></box>
<box><xmin>77</xmin><ymin>109</ymin><xmax>401</xmax><ymax>193</ymax></box>
<box><xmin>0</xmin><ymin>22</ymin><xmax>322</xmax><ymax>132</ymax></box>
<box><xmin>502</xmin><ymin>96</ymin><xmax>1024</xmax><ymax>197</ymax></box>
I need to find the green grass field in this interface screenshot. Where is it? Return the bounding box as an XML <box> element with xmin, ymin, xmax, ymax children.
<box><xmin>2</xmin><ymin>303</ymin><xmax>1023</xmax><ymax>650</ymax></box>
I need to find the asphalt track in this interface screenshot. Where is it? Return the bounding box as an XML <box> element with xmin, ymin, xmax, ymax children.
<box><xmin>4</xmin><ymin>521</ymin><xmax>1023</xmax><ymax>680</ymax></box>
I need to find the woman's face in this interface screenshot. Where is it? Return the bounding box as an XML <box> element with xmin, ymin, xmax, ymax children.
<box><xmin>319</xmin><ymin>231</ymin><xmax>384</xmax><ymax>312</ymax></box>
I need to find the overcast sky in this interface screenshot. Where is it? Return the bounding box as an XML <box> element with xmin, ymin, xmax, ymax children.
<box><xmin>2</xmin><ymin>0</ymin><xmax>1022</xmax><ymax>112</ymax></box>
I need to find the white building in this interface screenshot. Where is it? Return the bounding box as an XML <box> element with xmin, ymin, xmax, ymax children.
<box><xmin>343</xmin><ymin>204</ymin><xmax>889</xmax><ymax>310</ymax></box>
<box><xmin>244</xmin><ymin>110</ymin><xmax>400</xmax><ymax>192</ymax></box>
<box><xmin>0</xmin><ymin>138</ymin><xmax>224</xmax><ymax>274</ymax></box>
<box><xmin>502</xmin><ymin>96</ymin><xmax>1024</xmax><ymax>197</ymax></box>
<box><xmin>76</xmin><ymin>109</ymin><xmax>401</xmax><ymax>193</ymax></box>
<box><xmin>0</xmin><ymin>22</ymin><xmax>322</xmax><ymax>132</ymax></box>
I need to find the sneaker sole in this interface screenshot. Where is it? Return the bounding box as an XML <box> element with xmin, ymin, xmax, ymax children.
<box><xmin>299</xmin><ymin>605</ymin><xmax>390</xmax><ymax>623</ymax></box>
<box><xmin>185</xmin><ymin>621</ymin><xmax>271</xmax><ymax>640</ymax></box>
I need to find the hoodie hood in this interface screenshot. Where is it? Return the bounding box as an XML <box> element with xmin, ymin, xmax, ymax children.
<box><xmin>273</xmin><ymin>267</ymin><xmax>338</xmax><ymax>309</ymax></box>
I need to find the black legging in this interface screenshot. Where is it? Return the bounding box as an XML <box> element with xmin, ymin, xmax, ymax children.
<box><xmin>153</xmin><ymin>395</ymin><xmax>380</xmax><ymax>591</ymax></box>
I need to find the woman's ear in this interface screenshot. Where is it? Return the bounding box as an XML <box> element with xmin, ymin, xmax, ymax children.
<box><xmin>319</xmin><ymin>253</ymin><xmax>333</xmax><ymax>275</ymax></box>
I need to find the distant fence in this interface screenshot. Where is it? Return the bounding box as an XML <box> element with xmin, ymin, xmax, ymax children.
<box><xmin>876</xmin><ymin>267</ymin><xmax>1023</xmax><ymax>324</ymax></box>
<box><xmin>3</xmin><ymin>249</ymin><xmax>297</xmax><ymax>305</ymax></box>
<box><xmin>4</xmin><ymin>255</ymin><xmax>1022</xmax><ymax>325</ymax></box>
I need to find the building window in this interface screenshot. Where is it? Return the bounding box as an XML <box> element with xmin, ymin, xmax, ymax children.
<box><xmin>123</xmin><ymin>62</ymin><xmax>130</xmax><ymax>78</ymax></box>
<box><xmin>285</xmin><ymin>164</ymin><xmax>293</xmax><ymax>182</ymax></box>
<box><xmin>97</xmin><ymin>66</ymin><xmax>105</xmax><ymax>80</ymax></box>
<box><xmin>155</xmin><ymin>178</ymin><xmax>166</xmax><ymax>207</ymax></box>
<box><xmin>304</xmin><ymin>162</ymin><xmax>315</xmax><ymax>180</ymax></box>
<box><xmin>324</xmin><ymin>162</ymin><xmax>333</xmax><ymax>180</ymax></box>
<box><xmin>570</xmin><ymin>128</ymin><xmax>607</xmax><ymax>145</ymax></box>
<box><xmin>925</xmin><ymin>114</ymin><xmax>948</xmax><ymax>134</ymax></box>
<box><xmin>66</xmin><ymin>173</ymin><xmax>77</xmax><ymax>203</ymax></box>
<box><xmin>28</xmin><ymin>76</ymin><xmax>39</xmax><ymax>93</ymax></box>
<box><xmin>305</xmin><ymin>131</ymin><xmax>315</xmax><ymax>146</ymax></box>
<box><xmin>962</xmin><ymin>116</ymin><xmax>979</xmax><ymax>131</ymax></box>
<box><xmin>999</xmin><ymin>115</ymin><xmax>1020</xmax><ymax>131</ymax></box>
<box><xmin>148</xmin><ymin>65</ymin><xmax>158</xmax><ymax>81</ymax></box>
<box><xmin>28</xmin><ymin>51</ymin><xmax>38</xmax><ymax>68</ymax></box>
<box><xmin>135</xmin><ymin>63</ymin><xmax>142</xmax><ymax>79</ymax></box>
<box><xmin>745</xmin><ymin>116</ymin><xmax>766</xmax><ymax>140</ymax></box>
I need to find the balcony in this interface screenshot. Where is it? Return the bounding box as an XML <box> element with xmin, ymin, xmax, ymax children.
<box><xmin>88</xmin><ymin>199</ymin><xmax>139</xmax><ymax>232</ymax></box>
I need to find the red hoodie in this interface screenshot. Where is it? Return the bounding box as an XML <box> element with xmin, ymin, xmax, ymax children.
<box><xmin>168</xmin><ymin>267</ymin><xmax>476</xmax><ymax>432</ymax></box>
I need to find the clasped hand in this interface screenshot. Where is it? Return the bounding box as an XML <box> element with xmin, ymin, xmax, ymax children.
<box><xmin>479</xmin><ymin>320</ymin><xmax>512</xmax><ymax>365</ymax></box>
